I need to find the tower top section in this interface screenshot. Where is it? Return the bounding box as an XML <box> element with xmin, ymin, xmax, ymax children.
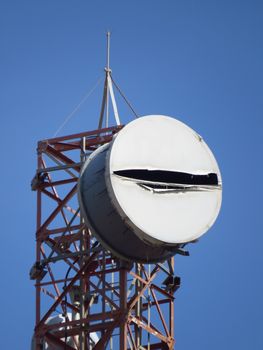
<box><xmin>98</xmin><ymin>31</ymin><xmax>121</xmax><ymax>129</ymax></box>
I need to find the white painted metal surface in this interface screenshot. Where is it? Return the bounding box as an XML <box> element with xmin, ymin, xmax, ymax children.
<box><xmin>107</xmin><ymin>115</ymin><xmax>222</xmax><ymax>244</ymax></box>
<box><xmin>107</xmin><ymin>74</ymin><xmax>120</xmax><ymax>125</ymax></box>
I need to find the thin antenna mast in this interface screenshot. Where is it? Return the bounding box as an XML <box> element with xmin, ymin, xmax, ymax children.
<box><xmin>107</xmin><ymin>31</ymin><xmax>110</xmax><ymax>72</ymax></box>
<box><xmin>98</xmin><ymin>32</ymin><xmax>120</xmax><ymax>129</ymax></box>
<box><xmin>105</xmin><ymin>31</ymin><xmax>110</xmax><ymax>128</ymax></box>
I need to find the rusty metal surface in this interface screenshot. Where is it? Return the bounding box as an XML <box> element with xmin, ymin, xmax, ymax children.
<box><xmin>31</xmin><ymin>126</ymin><xmax>179</xmax><ymax>349</ymax></box>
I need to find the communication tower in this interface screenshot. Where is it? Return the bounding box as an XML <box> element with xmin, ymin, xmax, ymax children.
<box><xmin>30</xmin><ymin>33</ymin><xmax>222</xmax><ymax>349</ymax></box>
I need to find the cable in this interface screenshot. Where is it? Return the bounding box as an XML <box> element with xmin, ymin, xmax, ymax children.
<box><xmin>53</xmin><ymin>76</ymin><xmax>104</xmax><ymax>137</ymax></box>
<box><xmin>110</xmin><ymin>75</ymin><xmax>139</xmax><ymax>119</ymax></box>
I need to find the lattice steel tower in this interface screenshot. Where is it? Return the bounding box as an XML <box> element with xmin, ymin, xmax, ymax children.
<box><xmin>30</xmin><ymin>33</ymin><xmax>222</xmax><ymax>350</ymax></box>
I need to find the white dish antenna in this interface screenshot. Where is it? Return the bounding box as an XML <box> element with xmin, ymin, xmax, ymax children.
<box><xmin>78</xmin><ymin>115</ymin><xmax>222</xmax><ymax>262</ymax></box>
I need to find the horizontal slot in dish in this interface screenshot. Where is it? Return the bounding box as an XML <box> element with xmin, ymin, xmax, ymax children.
<box><xmin>114</xmin><ymin>169</ymin><xmax>219</xmax><ymax>186</ymax></box>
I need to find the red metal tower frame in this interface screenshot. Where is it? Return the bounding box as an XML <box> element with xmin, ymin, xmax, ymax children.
<box><xmin>31</xmin><ymin>125</ymin><xmax>180</xmax><ymax>350</ymax></box>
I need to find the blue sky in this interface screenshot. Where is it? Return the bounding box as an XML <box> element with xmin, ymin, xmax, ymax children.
<box><xmin>1</xmin><ymin>0</ymin><xmax>263</xmax><ymax>349</ymax></box>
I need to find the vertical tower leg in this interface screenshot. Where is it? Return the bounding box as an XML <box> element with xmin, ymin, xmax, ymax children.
<box><xmin>120</xmin><ymin>267</ymin><xmax>127</xmax><ymax>350</ymax></box>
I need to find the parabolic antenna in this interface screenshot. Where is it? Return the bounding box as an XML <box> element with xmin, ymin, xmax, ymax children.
<box><xmin>78</xmin><ymin>115</ymin><xmax>222</xmax><ymax>263</ymax></box>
